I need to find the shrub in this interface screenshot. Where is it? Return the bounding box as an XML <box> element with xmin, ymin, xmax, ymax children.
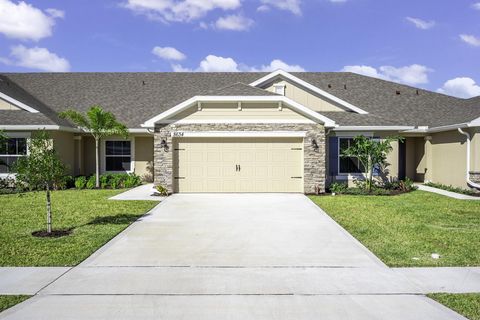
<box><xmin>329</xmin><ymin>182</ymin><xmax>348</xmax><ymax>194</ymax></box>
<box><xmin>86</xmin><ymin>175</ymin><xmax>96</xmax><ymax>189</ymax></box>
<box><xmin>100</xmin><ymin>174</ymin><xmax>112</xmax><ymax>189</ymax></box>
<box><xmin>74</xmin><ymin>176</ymin><xmax>87</xmax><ymax>189</ymax></box>
<box><xmin>155</xmin><ymin>185</ymin><xmax>169</xmax><ymax>196</ymax></box>
<box><xmin>110</xmin><ymin>174</ymin><xmax>124</xmax><ymax>189</ymax></box>
<box><xmin>55</xmin><ymin>175</ymin><xmax>74</xmax><ymax>190</ymax></box>
<box><xmin>124</xmin><ymin>174</ymin><xmax>141</xmax><ymax>188</ymax></box>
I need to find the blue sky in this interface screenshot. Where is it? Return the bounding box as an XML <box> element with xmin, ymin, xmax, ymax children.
<box><xmin>0</xmin><ymin>0</ymin><xmax>479</xmax><ymax>98</ymax></box>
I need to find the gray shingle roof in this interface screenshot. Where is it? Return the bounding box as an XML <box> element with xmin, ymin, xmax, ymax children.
<box><xmin>1</xmin><ymin>72</ymin><xmax>479</xmax><ymax>129</ymax></box>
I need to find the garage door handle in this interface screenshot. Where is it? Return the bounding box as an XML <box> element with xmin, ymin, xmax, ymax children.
<box><xmin>291</xmin><ymin>176</ymin><xmax>302</xmax><ymax>179</ymax></box>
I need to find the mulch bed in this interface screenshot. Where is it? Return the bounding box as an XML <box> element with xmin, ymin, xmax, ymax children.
<box><xmin>31</xmin><ymin>229</ymin><xmax>73</xmax><ymax>238</ymax></box>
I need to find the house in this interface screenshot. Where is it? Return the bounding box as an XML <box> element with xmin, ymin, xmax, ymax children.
<box><xmin>1</xmin><ymin>70</ymin><xmax>479</xmax><ymax>193</ymax></box>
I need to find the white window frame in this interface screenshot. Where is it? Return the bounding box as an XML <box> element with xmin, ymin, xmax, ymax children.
<box><xmin>0</xmin><ymin>132</ymin><xmax>30</xmax><ymax>178</ymax></box>
<box><xmin>101</xmin><ymin>138</ymin><xmax>135</xmax><ymax>174</ymax></box>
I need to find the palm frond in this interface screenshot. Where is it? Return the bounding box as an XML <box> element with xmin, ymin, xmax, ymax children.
<box><xmin>59</xmin><ymin>110</ymin><xmax>91</xmax><ymax>130</ymax></box>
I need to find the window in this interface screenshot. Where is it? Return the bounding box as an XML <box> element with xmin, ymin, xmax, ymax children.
<box><xmin>105</xmin><ymin>141</ymin><xmax>131</xmax><ymax>171</ymax></box>
<box><xmin>339</xmin><ymin>138</ymin><xmax>365</xmax><ymax>174</ymax></box>
<box><xmin>0</xmin><ymin>138</ymin><xmax>27</xmax><ymax>173</ymax></box>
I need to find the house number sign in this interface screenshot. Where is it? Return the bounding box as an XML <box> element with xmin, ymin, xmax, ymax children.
<box><xmin>172</xmin><ymin>132</ymin><xmax>184</xmax><ymax>137</ymax></box>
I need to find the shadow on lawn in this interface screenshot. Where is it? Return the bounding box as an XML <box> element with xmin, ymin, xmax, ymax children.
<box><xmin>87</xmin><ymin>213</ymin><xmax>145</xmax><ymax>225</ymax></box>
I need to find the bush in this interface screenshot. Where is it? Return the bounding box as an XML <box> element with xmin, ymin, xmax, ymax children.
<box><xmin>329</xmin><ymin>182</ymin><xmax>348</xmax><ymax>194</ymax></box>
<box><xmin>124</xmin><ymin>174</ymin><xmax>141</xmax><ymax>188</ymax></box>
<box><xmin>86</xmin><ymin>176</ymin><xmax>96</xmax><ymax>189</ymax></box>
<box><xmin>155</xmin><ymin>185</ymin><xmax>169</xmax><ymax>196</ymax></box>
<box><xmin>74</xmin><ymin>176</ymin><xmax>87</xmax><ymax>189</ymax></box>
<box><xmin>55</xmin><ymin>175</ymin><xmax>74</xmax><ymax>190</ymax></box>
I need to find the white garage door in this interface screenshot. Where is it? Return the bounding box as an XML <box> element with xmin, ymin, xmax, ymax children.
<box><xmin>173</xmin><ymin>137</ymin><xmax>303</xmax><ymax>193</ymax></box>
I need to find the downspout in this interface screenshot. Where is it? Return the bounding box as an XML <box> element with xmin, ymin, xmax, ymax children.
<box><xmin>457</xmin><ymin>128</ymin><xmax>480</xmax><ymax>189</ymax></box>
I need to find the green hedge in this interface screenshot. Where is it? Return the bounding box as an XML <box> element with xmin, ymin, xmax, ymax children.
<box><xmin>74</xmin><ymin>173</ymin><xmax>141</xmax><ymax>190</ymax></box>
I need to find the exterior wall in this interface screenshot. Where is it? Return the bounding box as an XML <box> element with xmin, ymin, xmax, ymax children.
<box><xmin>429</xmin><ymin>130</ymin><xmax>468</xmax><ymax>188</ymax></box>
<box><xmin>154</xmin><ymin>123</ymin><xmax>326</xmax><ymax>194</ymax></box>
<box><xmin>134</xmin><ymin>136</ymin><xmax>154</xmax><ymax>181</ymax></box>
<box><xmin>171</xmin><ymin>102</ymin><xmax>307</xmax><ymax>121</ymax></box>
<box><xmin>264</xmin><ymin>79</ymin><xmax>345</xmax><ymax>112</ymax></box>
<box><xmin>405</xmin><ymin>137</ymin><xmax>416</xmax><ymax>180</ymax></box>
<box><xmin>0</xmin><ymin>98</ymin><xmax>20</xmax><ymax>110</ymax></box>
<box><xmin>82</xmin><ymin>136</ymin><xmax>96</xmax><ymax>176</ymax></box>
<box><xmin>49</xmin><ymin>131</ymin><xmax>75</xmax><ymax>175</ymax></box>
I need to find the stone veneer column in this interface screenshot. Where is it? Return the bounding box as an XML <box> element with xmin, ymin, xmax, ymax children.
<box><xmin>470</xmin><ymin>171</ymin><xmax>480</xmax><ymax>184</ymax></box>
<box><xmin>154</xmin><ymin>123</ymin><xmax>326</xmax><ymax>194</ymax></box>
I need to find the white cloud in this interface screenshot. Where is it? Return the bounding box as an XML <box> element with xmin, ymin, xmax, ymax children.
<box><xmin>172</xmin><ymin>55</ymin><xmax>305</xmax><ymax>72</ymax></box>
<box><xmin>197</xmin><ymin>55</ymin><xmax>239</xmax><ymax>72</ymax></box>
<box><xmin>256</xmin><ymin>4</ymin><xmax>270</xmax><ymax>12</ymax></box>
<box><xmin>328</xmin><ymin>0</ymin><xmax>347</xmax><ymax>3</ymax></box>
<box><xmin>259</xmin><ymin>0</ymin><xmax>301</xmax><ymax>15</ymax></box>
<box><xmin>472</xmin><ymin>2</ymin><xmax>480</xmax><ymax>10</ymax></box>
<box><xmin>460</xmin><ymin>34</ymin><xmax>480</xmax><ymax>47</ymax></box>
<box><xmin>342</xmin><ymin>64</ymin><xmax>432</xmax><ymax>85</ymax></box>
<box><xmin>437</xmin><ymin>77</ymin><xmax>480</xmax><ymax>98</ymax></box>
<box><xmin>45</xmin><ymin>8</ymin><xmax>65</xmax><ymax>19</ymax></box>
<box><xmin>1</xmin><ymin>45</ymin><xmax>70</xmax><ymax>72</ymax></box>
<box><xmin>152</xmin><ymin>46</ymin><xmax>186</xmax><ymax>60</ymax></box>
<box><xmin>215</xmin><ymin>14</ymin><xmax>253</xmax><ymax>31</ymax></box>
<box><xmin>123</xmin><ymin>0</ymin><xmax>241</xmax><ymax>22</ymax></box>
<box><xmin>0</xmin><ymin>0</ymin><xmax>64</xmax><ymax>41</ymax></box>
<box><xmin>406</xmin><ymin>17</ymin><xmax>435</xmax><ymax>30</ymax></box>
<box><xmin>252</xmin><ymin>59</ymin><xmax>305</xmax><ymax>72</ymax></box>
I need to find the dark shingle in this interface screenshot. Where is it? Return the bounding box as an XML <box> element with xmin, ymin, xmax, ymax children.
<box><xmin>1</xmin><ymin>72</ymin><xmax>479</xmax><ymax>128</ymax></box>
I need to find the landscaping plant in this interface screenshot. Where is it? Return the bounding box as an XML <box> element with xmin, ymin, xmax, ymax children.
<box><xmin>341</xmin><ymin>135</ymin><xmax>403</xmax><ymax>192</ymax></box>
<box><xmin>13</xmin><ymin>131</ymin><xmax>67</xmax><ymax>235</ymax></box>
<box><xmin>59</xmin><ymin>106</ymin><xmax>128</xmax><ymax>188</ymax></box>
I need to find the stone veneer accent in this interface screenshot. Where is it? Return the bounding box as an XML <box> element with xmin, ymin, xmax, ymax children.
<box><xmin>470</xmin><ymin>171</ymin><xmax>480</xmax><ymax>184</ymax></box>
<box><xmin>154</xmin><ymin>123</ymin><xmax>326</xmax><ymax>194</ymax></box>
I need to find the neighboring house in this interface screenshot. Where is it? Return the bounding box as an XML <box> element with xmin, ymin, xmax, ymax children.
<box><xmin>1</xmin><ymin>70</ymin><xmax>479</xmax><ymax>193</ymax></box>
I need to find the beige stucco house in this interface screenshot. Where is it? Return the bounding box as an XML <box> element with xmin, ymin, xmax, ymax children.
<box><xmin>1</xmin><ymin>70</ymin><xmax>479</xmax><ymax>193</ymax></box>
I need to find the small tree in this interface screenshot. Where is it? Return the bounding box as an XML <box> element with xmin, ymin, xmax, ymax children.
<box><xmin>341</xmin><ymin>135</ymin><xmax>403</xmax><ymax>192</ymax></box>
<box><xmin>14</xmin><ymin>131</ymin><xmax>67</xmax><ymax>234</ymax></box>
<box><xmin>59</xmin><ymin>105</ymin><xmax>128</xmax><ymax>188</ymax></box>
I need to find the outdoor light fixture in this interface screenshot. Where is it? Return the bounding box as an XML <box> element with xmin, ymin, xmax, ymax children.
<box><xmin>160</xmin><ymin>139</ymin><xmax>169</xmax><ymax>152</ymax></box>
<box><xmin>311</xmin><ymin>139</ymin><xmax>319</xmax><ymax>151</ymax></box>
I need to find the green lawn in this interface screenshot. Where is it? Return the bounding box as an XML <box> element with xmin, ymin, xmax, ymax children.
<box><xmin>0</xmin><ymin>296</ymin><xmax>30</xmax><ymax>313</ymax></box>
<box><xmin>429</xmin><ymin>293</ymin><xmax>480</xmax><ymax>320</ymax></box>
<box><xmin>0</xmin><ymin>189</ymin><xmax>158</xmax><ymax>266</ymax></box>
<box><xmin>309</xmin><ymin>191</ymin><xmax>480</xmax><ymax>267</ymax></box>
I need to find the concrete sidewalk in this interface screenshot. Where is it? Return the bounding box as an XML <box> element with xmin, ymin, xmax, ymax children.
<box><xmin>109</xmin><ymin>184</ymin><xmax>165</xmax><ymax>201</ymax></box>
<box><xmin>394</xmin><ymin>267</ymin><xmax>480</xmax><ymax>293</ymax></box>
<box><xmin>416</xmin><ymin>184</ymin><xmax>480</xmax><ymax>200</ymax></box>
<box><xmin>0</xmin><ymin>267</ymin><xmax>70</xmax><ymax>295</ymax></box>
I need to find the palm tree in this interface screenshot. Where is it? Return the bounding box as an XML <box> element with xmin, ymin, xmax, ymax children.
<box><xmin>59</xmin><ymin>105</ymin><xmax>128</xmax><ymax>188</ymax></box>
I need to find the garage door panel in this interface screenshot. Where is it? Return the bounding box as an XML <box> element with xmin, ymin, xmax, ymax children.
<box><xmin>173</xmin><ymin>137</ymin><xmax>303</xmax><ymax>193</ymax></box>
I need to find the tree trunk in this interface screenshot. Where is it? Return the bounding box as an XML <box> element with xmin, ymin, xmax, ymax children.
<box><xmin>368</xmin><ymin>157</ymin><xmax>373</xmax><ymax>192</ymax></box>
<box><xmin>46</xmin><ymin>185</ymin><xmax>52</xmax><ymax>233</ymax></box>
<box><xmin>95</xmin><ymin>138</ymin><xmax>100</xmax><ymax>188</ymax></box>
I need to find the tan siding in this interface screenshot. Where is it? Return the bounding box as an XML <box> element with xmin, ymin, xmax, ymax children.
<box><xmin>0</xmin><ymin>99</ymin><xmax>20</xmax><ymax>110</ymax></box>
<box><xmin>429</xmin><ymin>130</ymin><xmax>468</xmax><ymax>188</ymax></box>
<box><xmin>82</xmin><ymin>136</ymin><xmax>96</xmax><ymax>176</ymax></box>
<box><xmin>405</xmin><ymin>137</ymin><xmax>416</xmax><ymax>180</ymax></box>
<box><xmin>171</xmin><ymin>102</ymin><xmax>307</xmax><ymax>121</ymax></box>
<box><xmin>49</xmin><ymin>131</ymin><xmax>75</xmax><ymax>175</ymax></box>
<box><xmin>471</xmin><ymin>128</ymin><xmax>480</xmax><ymax>172</ymax></box>
<box><xmin>264</xmin><ymin>80</ymin><xmax>345</xmax><ymax>112</ymax></box>
<box><xmin>134</xmin><ymin>136</ymin><xmax>154</xmax><ymax>181</ymax></box>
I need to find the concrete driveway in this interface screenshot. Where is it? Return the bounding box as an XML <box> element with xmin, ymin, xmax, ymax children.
<box><xmin>0</xmin><ymin>194</ymin><xmax>466</xmax><ymax>319</ymax></box>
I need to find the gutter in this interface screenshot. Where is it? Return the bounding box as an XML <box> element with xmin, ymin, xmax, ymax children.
<box><xmin>457</xmin><ymin>128</ymin><xmax>480</xmax><ymax>190</ymax></box>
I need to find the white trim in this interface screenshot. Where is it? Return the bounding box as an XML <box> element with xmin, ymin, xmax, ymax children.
<box><xmin>0</xmin><ymin>125</ymin><xmax>79</xmax><ymax>132</ymax></box>
<box><xmin>249</xmin><ymin>69</ymin><xmax>369</xmax><ymax>115</ymax></box>
<box><xmin>141</xmin><ymin>95</ymin><xmax>336</xmax><ymax>127</ymax></box>
<box><xmin>128</xmin><ymin>128</ymin><xmax>150</xmax><ymax>133</ymax></box>
<box><xmin>101</xmin><ymin>138</ymin><xmax>135</xmax><ymax>174</ymax></box>
<box><xmin>170</xmin><ymin>131</ymin><xmax>307</xmax><ymax>138</ymax></box>
<box><xmin>334</xmin><ymin>131</ymin><xmax>373</xmax><ymax>137</ymax></box>
<box><xmin>161</xmin><ymin>119</ymin><xmax>315</xmax><ymax>124</ymax></box>
<box><xmin>0</xmin><ymin>92</ymin><xmax>39</xmax><ymax>113</ymax></box>
<box><xmin>335</xmin><ymin>126</ymin><xmax>415</xmax><ymax>131</ymax></box>
<box><xmin>457</xmin><ymin>128</ymin><xmax>480</xmax><ymax>189</ymax></box>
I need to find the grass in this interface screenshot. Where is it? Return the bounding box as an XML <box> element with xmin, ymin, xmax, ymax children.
<box><xmin>0</xmin><ymin>296</ymin><xmax>30</xmax><ymax>313</ymax></box>
<box><xmin>309</xmin><ymin>191</ymin><xmax>480</xmax><ymax>267</ymax></box>
<box><xmin>429</xmin><ymin>293</ymin><xmax>480</xmax><ymax>320</ymax></box>
<box><xmin>425</xmin><ymin>182</ymin><xmax>479</xmax><ymax>197</ymax></box>
<box><xmin>0</xmin><ymin>189</ymin><xmax>158</xmax><ymax>266</ymax></box>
